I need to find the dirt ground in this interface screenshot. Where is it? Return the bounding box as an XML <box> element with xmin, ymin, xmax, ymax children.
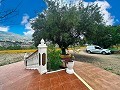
<box><xmin>71</xmin><ymin>50</ymin><xmax>120</xmax><ymax>76</ymax></box>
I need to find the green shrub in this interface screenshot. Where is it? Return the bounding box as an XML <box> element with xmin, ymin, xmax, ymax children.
<box><xmin>47</xmin><ymin>45</ymin><xmax>62</xmax><ymax>71</ymax></box>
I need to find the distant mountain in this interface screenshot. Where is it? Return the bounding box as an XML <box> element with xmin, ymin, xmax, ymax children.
<box><xmin>0</xmin><ymin>31</ymin><xmax>32</xmax><ymax>42</ymax></box>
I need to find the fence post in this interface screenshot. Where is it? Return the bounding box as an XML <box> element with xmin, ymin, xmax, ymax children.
<box><xmin>24</xmin><ymin>52</ymin><xmax>28</xmax><ymax>67</ymax></box>
<box><xmin>37</xmin><ymin>39</ymin><xmax>47</xmax><ymax>74</ymax></box>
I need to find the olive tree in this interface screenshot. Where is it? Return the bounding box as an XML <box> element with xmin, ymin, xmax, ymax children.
<box><xmin>32</xmin><ymin>0</ymin><xmax>103</xmax><ymax>54</ymax></box>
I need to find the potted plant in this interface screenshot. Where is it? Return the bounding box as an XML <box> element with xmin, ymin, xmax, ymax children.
<box><xmin>60</xmin><ymin>48</ymin><xmax>71</xmax><ymax>68</ymax></box>
<box><xmin>66</xmin><ymin>55</ymin><xmax>75</xmax><ymax>74</ymax></box>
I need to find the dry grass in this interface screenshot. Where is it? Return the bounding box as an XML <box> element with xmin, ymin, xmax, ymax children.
<box><xmin>0</xmin><ymin>53</ymin><xmax>24</xmax><ymax>66</ymax></box>
<box><xmin>0</xmin><ymin>49</ymin><xmax>37</xmax><ymax>54</ymax></box>
<box><xmin>0</xmin><ymin>49</ymin><xmax>37</xmax><ymax>66</ymax></box>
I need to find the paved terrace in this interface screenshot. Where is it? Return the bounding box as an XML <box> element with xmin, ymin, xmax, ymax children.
<box><xmin>0</xmin><ymin>61</ymin><xmax>88</xmax><ymax>90</ymax></box>
<box><xmin>0</xmin><ymin>61</ymin><xmax>120</xmax><ymax>90</ymax></box>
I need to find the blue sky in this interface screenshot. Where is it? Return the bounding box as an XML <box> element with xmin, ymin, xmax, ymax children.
<box><xmin>0</xmin><ymin>0</ymin><xmax>120</xmax><ymax>37</ymax></box>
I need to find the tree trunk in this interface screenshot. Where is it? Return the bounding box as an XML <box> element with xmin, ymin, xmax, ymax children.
<box><xmin>61</xmin><ymin>48</ymin><xmax>66</xmax><ymax>55</ymax></box>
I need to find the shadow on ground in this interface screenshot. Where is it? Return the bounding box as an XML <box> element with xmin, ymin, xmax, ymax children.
<box><xmin>73</xmin><ymin>53</ymin><xmax>100</xmax><ymax>63</ymax></box>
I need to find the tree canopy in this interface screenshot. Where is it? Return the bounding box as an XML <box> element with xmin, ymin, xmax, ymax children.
<box><xmin>31</xmin><ymin>0</ymin><xmax>104</xmax><ymax>54</ymax></box>
<box><xmin>87</xmin><ymin>25</ymin><xmax>120</xmax><ymax>48</ymax></box>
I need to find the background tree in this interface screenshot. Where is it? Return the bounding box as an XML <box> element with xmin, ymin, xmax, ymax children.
<box><xmin>86</xmin><ymin>25</ymin><xmax>111</xmax><ymax>48</ymax></box>
<box><xmin>32</xmin><ymin>0</ymin><xmax>103</xmax><ymax>54</ymax></box>
<box><xmin>87</xmin><ymin>25</ymin><xmax>120</xmax><ymax>49</ymax></box>
<box><xmin>110</xmin><ymin>25</ymin><xmax>120</xmax><ymax>48</ymax></box>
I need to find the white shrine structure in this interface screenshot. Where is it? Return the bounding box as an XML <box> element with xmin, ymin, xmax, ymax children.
<box><xmin>24</xmin><ymin>39</ymin><xmax>74</xmax><ymax>75</ymax></box>
<box><xmin>24</xmin><ymin>39</ymin><xmax>47</xmax><ymax>75</ymax></box>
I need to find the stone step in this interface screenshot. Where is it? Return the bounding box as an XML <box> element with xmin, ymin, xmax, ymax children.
<box><xmin>26</xmin><ymin>64</ymin><xmax>39</xmax><ymax>70</ymax></box>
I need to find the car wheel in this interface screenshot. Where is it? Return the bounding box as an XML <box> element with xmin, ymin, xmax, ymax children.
<box><xmin>87</xmin><ymin>50</ymin><xmax>91</xmax><ymax>54</ymax></box>
<box><xmin>102</xmin><ymin>51</ymin><xmax>106</xmax><ymax>55</ymax></box>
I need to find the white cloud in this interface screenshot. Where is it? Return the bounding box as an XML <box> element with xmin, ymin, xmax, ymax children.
<box><xmin>48</xmin><ymin>0</ymin><xmax>82</xmax><ymax>7</ymax></box>
<box><xmin>82</xmin><ymin>0</ymin><xmax>114</xmax><ymax>25</ymax></box>
<box><xmin>21</xmin><ymin>14</ymin><xmax>29</xmax><ymax>25</ymax></box>
<box><xmin>0</xmin><ymin>26</ymin><xmax>9</xmax><ymax>32</ymax></box>
<box><xmin>21</xmin><ymin>14</ymin><xmax>34</xmax><ymax>37</ymax></box>
<box><xmin>93</xmin><ymin>0</ymin><xmax>114</xmax><ymax>25</ymax></box>
<box><xmin>69</xmin><ymin>0</ymin><xmax>114</xmax><ymax>25</ymax></box>
<box><xmin>23</xmin><ymin>30</ymin><xmax>34</xmax><ymax>36</ymax></box>
<box><xmin>25</xmin><ymin>23</ymin><xmax>32</xmax><ymax>30</ymax></box>
<box><xmin>23</xmin><ymin>23</ymin><xmax>34</xmax><ymax>36</ymax></box>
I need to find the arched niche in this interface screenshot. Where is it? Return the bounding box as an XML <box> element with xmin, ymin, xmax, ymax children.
<box><xmin>39</xmin><ymin>53</ymin><xmax>41</xmax><ymax>66</ymax></box>
<box><xmin>42</xmin><ymin>53</ymin><xmax>46</xmax><ymax>66</ymax></box>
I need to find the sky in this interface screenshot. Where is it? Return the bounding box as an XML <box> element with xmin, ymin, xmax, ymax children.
<box><xmin>0</xmin><ymin>0</ymin><xmax>120</xmax><ymax>37</ymax></box>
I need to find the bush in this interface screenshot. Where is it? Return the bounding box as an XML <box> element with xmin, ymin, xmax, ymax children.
<box><xmin>109</xmin><ymin>48</ymin><xmax>119</xmax><ymax>54</ymax></box>
<box><xmin>0</xmin><ymin>46</ymin><xmax>6</xmax><ymax>50</ymax></box>
<box><xmin>47</xmin><ymin>45</ymin><xmax>62</xmax><ymax>71</ymax></box>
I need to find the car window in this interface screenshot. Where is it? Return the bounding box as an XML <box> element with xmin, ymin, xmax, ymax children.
<box><xmin>95</xmin><ymin>46</ymin><xmax>101</xmax><ymax>49</ymax></box>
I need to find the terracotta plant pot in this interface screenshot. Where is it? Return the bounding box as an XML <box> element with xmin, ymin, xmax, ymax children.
<box><xmin>60</xmin><ymin>54</ymin><xmax>71</xmax><ymax>68</ymax></box>
<box><xmin>60</xmin><ymin>54</ymin><xmax>71</xmax><ymax>59</ymax></box>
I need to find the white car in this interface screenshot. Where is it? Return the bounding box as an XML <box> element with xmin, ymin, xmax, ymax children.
<box><xmin>86</xmin><ymin>45</ymin><xmax>111</xmax><ymax>55</ymax></box>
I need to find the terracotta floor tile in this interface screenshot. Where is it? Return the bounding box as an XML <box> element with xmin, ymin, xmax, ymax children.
<box><xmin>95</xmin><ymin>78</ymin><xmax>112</xmax><ymax>88</ymax></box>
<box><xmin>50</xmin><ymin>77</ymin><xmax>62</xmax><ymax>87</ymax></box>
<box><xmin>2</xmin><ymin>61</ymin><xmax>120</xmax><ymax>90</ymax></box>
<box><xmin>59</xmin><ymin>75</ymin><xmax>70</xmax><ymax>84</ymax></box>
<box><xmin>30</xmin><ymin>75</ymin><xmax>41</xmax><ymax>83</ymax></box>
<box><xmin>41</xmin><ymin>87</ymin><xmax>52</xmax><ymax>90</ymax></box>
<box><xmin>27</xmin><ymin>82</ymin><xmax>39</xmax><ymax>90</ymax></box>
<box><xmin>30</xmin><ymin>72</ymin><xmax>40</xmax><ymax>80</ymax></box>
<box><xmin>2</xmin><ymin>77</ymin><xmax>30</xmax><ymax>90</ymax></box>
<box><xmin>57</xmin><ymin>70</ymin><xmax>68</xmax><ymax>76</ymax></box>
<box><xmin>0</xmin><ymin>85</ymin><xmax>2</xmax><ymax>90</ymax></box>
<box><xmin>2</xmin><ymin>83</ymin><xmax>20</xmax><ymax>90</ymax></box>
<box><xmin>40</xmin><ymin>74</ymin><xmax>50</xmax><ymax>81</ymax></box>
<box><xmin>67</xmin><ymin>74</ymin><xmax>78</xmax><ymax>81</ymax></box>
<box><xmin>2</xmin><ymin>62</ymin><xmax>83</xmax><ymax>90</ymax></box>
<box><xmin>17</xmin><ymin>85</ymin><xmax>28</xmax><ymax>90</ymax></box>
<box><xmin>3</xmin><ymin>86</ymin><xmax>18</xmax><ymax>90</ymax></box>
<box><xmin>47</xmin><ymin>72</ymin><xmax>58</xmax><ymax>79</ymax></box>
<box><xmin>40</xmin><ymin>79</ymin><xmax>51</xmax><ymax>89</ymax></box>
<box><xmin>80</xmin><ymin>85</ymin><xmax>89</xmax><ymax>90</ymax></box>
<box><xmin>0</xmin><ymin>78</ymin><xmax>8</xmax><ymax>85</ymax></box>
<box><xmin>72</xmin><ymin>79</ymin><xmax>88</xmax><ymax>90</ymax></box>
<box><xmin>52</xmin><ymin>85</ymin><xmax>64</xmax><ymax>90</ymax></box>
<box><xmin>62</xmin><ymin>82</ymin><xmax>75</xmax><ymax>90</ymax></box>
